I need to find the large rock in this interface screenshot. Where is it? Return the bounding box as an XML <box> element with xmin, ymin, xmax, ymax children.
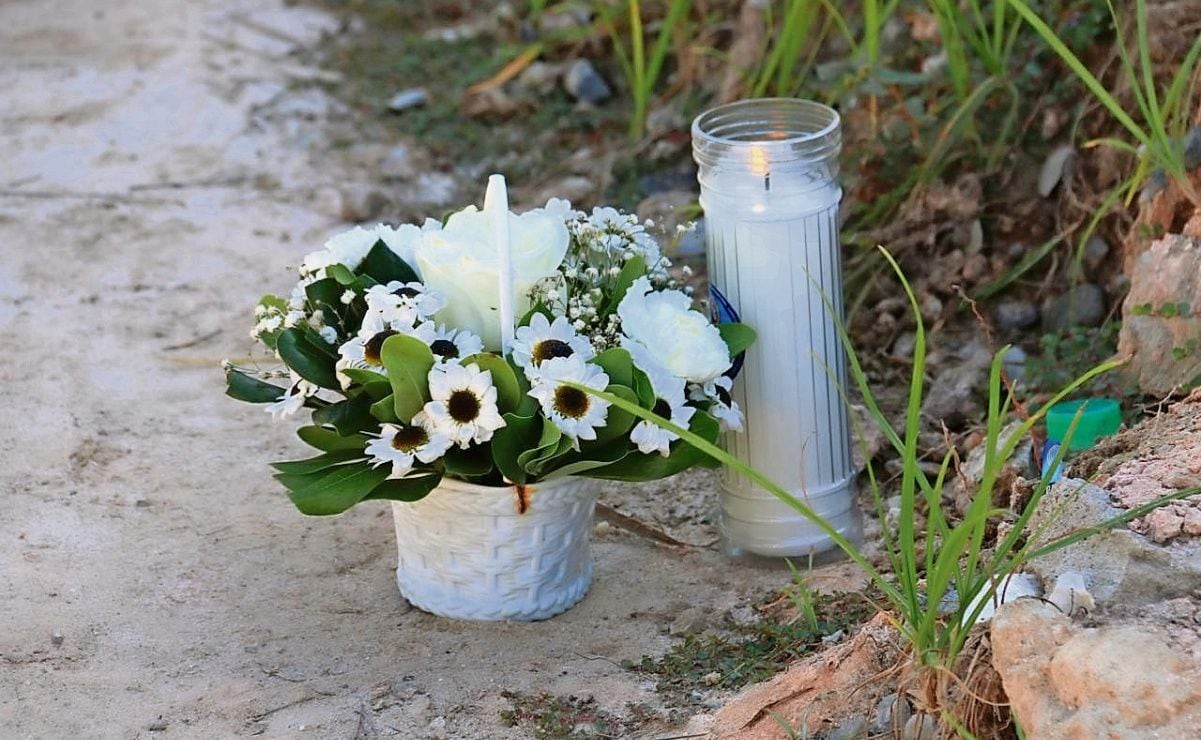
<box><xmin>1118</xmin><ymin>234</ymin><xmax>1201</xmax><ymax>395</ymax></box>
<box><xmin>1023</xmin><ymin>478</ymin><xmax>1201</xmax><ymax>605</ymax></box>
<box><xmin>992</xmin><ymin>599</ymin><xmax>1201</xmax><ymax>739</ymax></box>
<box><xmin>711</xmin><ymin>614</ymin><xmax>901</xmax><ymax>739</ymax></box>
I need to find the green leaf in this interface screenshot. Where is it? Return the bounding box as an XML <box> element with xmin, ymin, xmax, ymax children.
<box><xmin>342</xmin><ymin>368</ymin><xmax>391</xmax><ymax>400</ymax></box>
<box><xmin>305</xmin><ymin>277</ymin><xmax>348</xmax><ymax>334</ymax></box>
<box><xmin>588</xmin><ymin>412</ymin><xmax>720</xmax><ymax>482</ymax></box>
<box><xmin>278</xmin><ymin>462</ymin><xmax>391</xmax><ymax>515</ymax></box>
<box><xmin>327</xmin><ymin>263</ymin><xmax>357</xmax><ymax>286</ymax></box>
<box><xmin>591</xmin><ymin>348</ymin><xmax>635</xmax><ymax>388</ymax></box>
<box><xmin>462</xmin><ymin>352</ymin><xmax>520</xmax><ymax>413</ymax></box>
<box><xmin>518</xmin><ymin>420</ymin><xmax>564</xmax><ymax>474</ymax></box>
<box><xmin>542</xmin><ymin>437</ymin><xmax>631</xmax><ymax>480</ymax></box>
<box><xmin>297</xmin><ymin>426</ymin><xmax>369</xmax><ymax>451</ymax></box>
<box><xmin>380</xmin><ymin>334</ymin><xmax>435</xmax><ymax>421</ymax></box>
<box><xmin>602</xmin><ymin>254</ymin><xmax>647</xmax><ymax>314</ymax></box>
<box><xmin>443</xmin><ymin>445</ymin><xmax>494</xmax><ymax>477</ymax></box>
<box><xmin>270</xmin><ymin>449</ymin><xmax>365</xmax><ymax>476</ymax></box>
<box><xmin>358</xmin><ymin>239</ymin><xmax>419</xmax><ymax>285</ymax></box>
<box><xmin>631</xmin><ymin>365</ymin><xmax>656</xmax><ymax>408</ymax></box>
<box><xmin>590</xmin><ymin>384</ymin><xmax>638</xmax><ymax>444</ymax></box>
<box><xmin>364</xmin><ymin>473</ymin><xmax>443</xmax><ymax>503</ymax></box>
<box><xmin>312</xmin><ymin>393</ymin><xmax>377</xmax><ymax>436</ymax></box>
<box><xmin>370</xmin><ymin>394</ymin><xmax>400</xmax><ymax>423</ymax></box>
<box><xmin>491</xmin><ymin>413</ymin><xmax>540</xmax><ymax>484</ymax></box>
<box><xmin>225</xmin><ymin>369</ymin><xmax>286</xmax><ymax>404</ymax></box>
<box><xmin>718</xmin><ymin>323</ymin><xmax>757</xmax><ymax>356</ymax></box>
<box><xmin>276</xmin><ymin>328</ymin><xmax>340</xmax><ymax>389</ymax></box>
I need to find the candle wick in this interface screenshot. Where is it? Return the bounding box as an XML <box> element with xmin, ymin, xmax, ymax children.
<box><xmin>764</xmin><ymin>170</ymin><xmax>771</xmax><ymax>192</ymax></box>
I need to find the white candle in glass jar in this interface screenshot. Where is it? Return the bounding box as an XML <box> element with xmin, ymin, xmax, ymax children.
<box><xmin>692</xmin><ymin>99</ymin><xmax>858</xmax><ymax>559</ymax></box>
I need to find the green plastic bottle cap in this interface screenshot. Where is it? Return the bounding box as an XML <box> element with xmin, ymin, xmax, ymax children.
<box><xmin>1045</xmin><ymin>398</ymin><xmax>1122</xmax><ymax>451</ymax></box>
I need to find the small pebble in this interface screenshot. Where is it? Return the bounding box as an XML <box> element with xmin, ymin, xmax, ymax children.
<box><xmin>827</xmin><ymin>715</ymin><xmax>868</xmax><ymax>740</ymax></box>
<box><xmin>50</xmin><ymin>631</ymin><xmax>63</xmax><ymax>647</ymax></box>
<box><xmin>995</xmin><ymin>299</ymin><xmax>1038</xmax><ymax>331</ymax></box>
<box><xmin>904</xmin><ymin>713</ymin><xmax>938</xmax><ymax>739</ymax></box>
<box><xmin>563</xmin><ymin>59</ymin><xmax>611</xmax><ymax>104</ymax></box>
<box><xmin>874</xmin><ymin>692</ymin><xmax>912</xmax><ymax>733</ymax></box>
<box><xmin>386</xmin><ymin>87</ymin><xmax>429</xmax><ymax>112</ymax></box>
<box><xmin>147</xmin><ymin>717</ymin><xmax>168</xmax><ymax>732</ymax></box>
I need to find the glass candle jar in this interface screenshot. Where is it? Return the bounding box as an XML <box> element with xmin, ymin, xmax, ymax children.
<box><xmin>692</xmin><ymin>98</ymin><xmax>856</xmax><ymax>558</ymax></box>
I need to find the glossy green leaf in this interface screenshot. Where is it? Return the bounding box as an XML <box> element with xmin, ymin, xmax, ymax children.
<box><xmin>278</xmin><ymin>462</ymin><xmax>390</xmax><ymax>515</ymax></box>
<box><xmin>462</xmin><ymin>352</ymin><xmax>520</xmax><ymax>413</ymax></box>
<box><xmin>225</xmin><ymin>369</ymin><xmax>286</xmax><ymax>404</ymax></box>
<box><xmin>270</xmin><ymin>449</ymin><xmax>365</xmax><ymax>476</ymax></box>
<box><xmin>443</xmin><ymin>445</ymin><xmax>494</xmax><ymax>477</ymax></box>
<box><xmin>358</xmin><ymin>239</ymin><xmax>419</xmax><ymax>285</ymax></box>
<box><xmin>276</xmin><ymin>328</ymin><xmax>340</xmax><ymax>389</ymax></box>
<box><xmin>380</xmin><ymin>334</ymin><xmax>435</xmax><ymax>421</ymax></box>
<box><xmin>602</xmin><ymin>254</ymin><xmax>646</xmax><ymax>314</ymax></box>
<box><xmin>369</xmin><ymin>394</ymin><xmax>400</xmax><ymax>424</ymax></box>
<box><xmin>718</xmin><ymin>323</ymin><xmax>757</xmax><ymax>356</ymax></box>
<box><xmin>364</xmin><ymin>473</ymin><xmax>443</xmax><ymax>503</ymax></box>
<box><xmin>591</xmin><ymin>348</ymin><xmax>635</xmax><ymax>388</ymax></box>
<box><xmin>297</xmin><ymin>426</ymin><xmax>369</xmax><ymax>451</ymax></box>
<box><xmin>342</xmin><ymin>368</ymin><xmax>391</xmax><ymax>400</ymax></box>
<box><xmin>588</xmin><ymin>412</ymin><xmax>720</xmax><ymax>482</ymax></box>
<box><xmin>312</xmin><ymin>393</ymin><xmax>376</xmax><ymax>436</ymax></box>
<box><xmin>326</xmin><ymin>263</ymin><xmax>357</xmax><ymax>286</ymax></box>
<box><xmin>542</xmin><ymin>438</ymin><xmax>631</xmax><ymax>480</ymax></box>
<box><xmin>491</xmin><ymin>413</ymin><xmax>540</xmax><ymax>484</ymax></box>
<box><xmin>590</xmin><ymin>384</ymin><xmax>638</xmax><ymax>444</ymax></box>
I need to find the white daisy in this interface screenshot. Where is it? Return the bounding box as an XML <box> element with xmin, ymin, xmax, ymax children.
<box><xmin>689</xmin><ymin>375</ymin><xmax>743</xmax><ymax>432</ymax></box>
<box><xmin>528</xmin><ymin>356</ymin><xmax>610</xmax><ymax>449</ymax></box>
<box><xmin>419</xmin><ymin>363</ymin><xmax>506</xmax><ymax>448</ymax></box>
<box><xmin>365</xmin><ymin>423</ymin><xmax>453</xmax><ymax>479</ymax></box>
<box><xmin>629</xmin><ymin>369</ymin><xmax>695</xmax><ymax>457</ymax></box>
<box><xmin>424</xmin><ymin>324</ymin><xmax>484</xmax><ymax>364</ymax></box>
<box><xmin>335</xmin><ymin>329</ymin><xmax>397</xmax><ymax>388</ymax></box>
<box><xmin>511</xmin><ymin>313</ymin><xmax>595</xmax><ymax>378</ymax></box>
<box><xmin>265</xmin><ymin>372</ymin><xmax>319</xmax><ymax>420</ymax></box>
<box><xmin>365</xmin><ymin>281</ymin><xmax>446</xmax><ymax>323</ymax></box>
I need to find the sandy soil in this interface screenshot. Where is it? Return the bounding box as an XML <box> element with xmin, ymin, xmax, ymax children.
<box><xmin>0</xmin><ymin>2</ymin><xmax>859</xmax><ymax>737</ymax></box>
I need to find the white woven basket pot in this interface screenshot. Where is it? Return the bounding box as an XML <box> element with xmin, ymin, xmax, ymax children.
<box><xmin>391</xmin><ymin>476</ymin><xmax>599</xmax><ymax>621</ymax></box>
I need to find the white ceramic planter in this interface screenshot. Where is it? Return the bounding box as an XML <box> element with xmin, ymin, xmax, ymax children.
<box><xmin>391</xmin><ymin>476</ymin><xmax>599</xmax><ymax>621</ymax></box>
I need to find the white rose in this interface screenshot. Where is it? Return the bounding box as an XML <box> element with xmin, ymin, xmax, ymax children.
<box><xmin>415</xmin><ymin>205</ymin><xmax>568</xmax><ymax>350</ymax></box>
<box><xmin>618</xmin><ymin>277</ymin><xmax>731</xmax><ymax>384</ymax></box>
<box><xmin>301</xmin><ymin>224</ymin><xmax>423</xmax><ymax>278</ymax></box>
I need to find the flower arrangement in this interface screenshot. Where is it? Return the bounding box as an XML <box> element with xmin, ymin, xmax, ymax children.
<box><xmin>225</xmin><ymin>183</ymin><xmax>754</xmax><ymax>515</ymax></box>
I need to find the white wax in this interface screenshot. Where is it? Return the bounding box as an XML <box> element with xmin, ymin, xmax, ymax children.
<box><xmin>701</xmin><ymin>168</ymin><xmax>856</xmax><ymax>558</ymax></box>
<box><xmin>484</xmin><ymin>174</ymin><xmax>515</xmax><ymax>353</ymax></box>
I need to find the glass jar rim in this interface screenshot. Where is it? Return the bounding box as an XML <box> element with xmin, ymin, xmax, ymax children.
<box><xmin>691</xmin><ymin>98</ymin><xmax>840</xmax><ymax>147</ymax></box>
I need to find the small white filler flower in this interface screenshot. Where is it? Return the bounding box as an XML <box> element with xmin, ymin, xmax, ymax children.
<box><xmin>265</xmin><ymin>371</ymin><xmax>320</xmax><ymax>420</ymax></box>
<box><xmin>528</xmin><ymin>356</ymin><xmax>610</xmax><ymax>449</ymax></box>
<box><xmin>690</xmin><ymin>375</ymin><xmax>743</xmax><ymax>432</ymax></box>
<box><xmin>365</xmin><ymin>423</ymin><xmax>453</xmax><ymax>478</ymax></box>
<box><xmin>511</xmin><ymin>313</ymin><xmax>595</xmax><ymax>378</ymax></box>
<box><xmin>629</xmin><ymin>369</ymin><xmax>695</xmax><ymax>456</ymax></box>
<box><xmin>417</xmin><ymin>363</ymin><xmax>506</xmax><ymax>448</ymax></box>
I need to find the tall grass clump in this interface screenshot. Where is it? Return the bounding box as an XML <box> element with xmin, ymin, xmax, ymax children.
<box><xmin>1008</xmin><ymin>0</ymin><xmax>1201</xmax><ymax>205</ymax></box>
<box><xmin>575</xmin><ymin>246</ymin><xmax>1198</xmax><ymax>730</ymax></box>
<box><xmin>749</xmin><ymin>0</ymin><xmax>825</xmax><ymax>98</ymax></box>
<box><xmin>601</xmin><ymin>0</ymin><xmax>695</xmax><ymax>140</ymax></box>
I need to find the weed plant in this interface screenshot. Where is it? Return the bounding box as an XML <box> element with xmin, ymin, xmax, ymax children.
<box><xmin>576</xmin><ymin>248</ymin><xmax>1199</xmax><ymax>730</ymax></box>
<box><xmin>601</xmin><ymin>0</ymin><xmax>695</xmax><ymax>139</ymax></box>
<box><xmin>1009</xmin><ymin>0</ymin><xmax>1201</xmax><ymax>206</ymax></box>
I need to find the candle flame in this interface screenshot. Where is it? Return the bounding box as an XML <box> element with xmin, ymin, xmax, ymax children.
<box><xmin>749</xmin><ymin>145</ymin><xmax>769</xmax><ymax>177</ymax></box>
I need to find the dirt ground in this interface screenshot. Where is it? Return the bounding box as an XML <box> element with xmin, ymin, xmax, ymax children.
<box><xmin>0</xmin><ymin>1</ymin><xmax>862</xmax><ymax>737</ymax></box>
